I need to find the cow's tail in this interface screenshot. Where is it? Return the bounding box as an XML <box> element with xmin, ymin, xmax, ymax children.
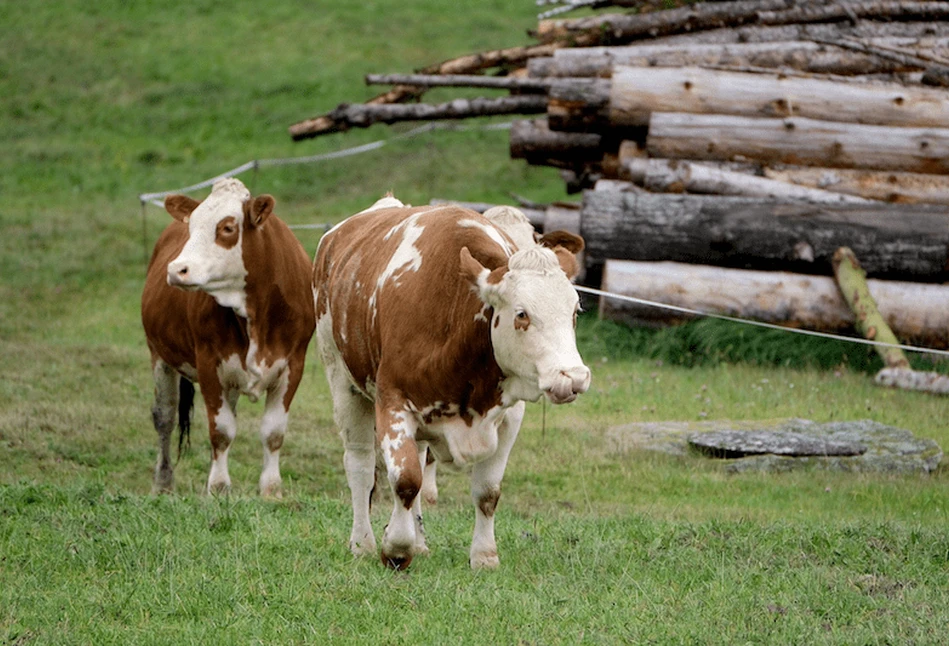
<box><xmin>176</xmin><ymin>378</ymin><xmax>195</xmax><ymax>462</ymax></box>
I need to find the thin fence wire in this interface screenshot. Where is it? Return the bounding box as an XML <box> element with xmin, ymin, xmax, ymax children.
<box><xmin>576</xmin><ymin>284</ymin><xmax>949</xmax><ymax>359</ymax></box>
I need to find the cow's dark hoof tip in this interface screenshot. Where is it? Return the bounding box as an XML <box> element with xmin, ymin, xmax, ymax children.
<box><xmin>381</xmin><ymin>551</ymin><xmax>413</xmax><ymax>571</ymax></box>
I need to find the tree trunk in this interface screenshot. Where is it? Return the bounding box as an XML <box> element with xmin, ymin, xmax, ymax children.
<box><xmin>308</xmin><ymin>95</ymin><xmax>548</xmax><ymax>133</ymax></box>
<box><xmin>647</xmin><ymin>112</ymin><xmax>949</xmax><ymax>174</ymax></box>
<box><xmin>533</xmin><ymin>0</ymin><xmax>831</xmax><ymax>45</ymax></box>
<box><xmin>625</xmin><ymin>158</ymin><xmax>873</xmax><ymax>204</ymax></box>
<box><xmin>509</xmin><ymin>119</ymin><xmax>606</xmax><ymax>164</ymax></box>
<box><xmin>763</xmin><ymin>167</ymin><xmax>949</xmax><ymax>205</ymax></box>
<box><xmin>832</xmin><ymin>247</ymin><xmax>910</xmax><ymax>368</ymax></box>
<box><xmin>599</xmin><ymin>259</ymin><xmax>949</xmax><ymax>349</ymax></box>
<box><xmin>534</xmin><ymin>1</ymin><xmax>949</xmax><ymax>46</ymax></box>
<box><xmin>527</xmin><ymin>40</ymin><xmax>929</xmax><ymax>78</ymax></box>
<box><xmin>603</xmin><ymin>66</ymin><xmax>949</xmax><ymax>129</ymax></box>
<box><xmin>580</xmin><ymin>189</ymin><xmax>949</xmax><ymax>280</ymax></box>
<box><xmin>647</xmin><ymin>20</ymin><xmax>949</xmax><ymax>47</ymax></box>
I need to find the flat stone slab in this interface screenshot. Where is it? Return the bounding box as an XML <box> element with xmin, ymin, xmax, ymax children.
<box><xmin>607</xmin><ymin>418</ymin><xmax>942</xmax><ymax>474</ymax></box>
<box><xmin>689</xmin><ymin>430</ymin><xmax>866</xmax><ymax>459</ymax></box>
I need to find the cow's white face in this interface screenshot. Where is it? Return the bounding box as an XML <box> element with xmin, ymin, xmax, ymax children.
<box><xmin>461</xmin><ymin>244</ymin><xmax>591</xmax><ymax>405</ymax></box>
<box><xmin>164</xmin><ymin>178</ymin><xmax>273</xmax><ymax>317</ymax></box>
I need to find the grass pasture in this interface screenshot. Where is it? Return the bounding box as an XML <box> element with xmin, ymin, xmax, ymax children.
<box><xmin>2</xmin><ymin>1</ymin><xmax>949</xmax><ymax>643</ymax></box>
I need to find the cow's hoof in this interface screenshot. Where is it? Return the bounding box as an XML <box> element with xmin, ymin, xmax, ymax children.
<box><xmin>470</xmin><ymin>551</ymin><xmax>500</xmax><ymax>570</ymax></box>
<box><xmin>152</xmin><ymin>469</ymin><xmax>174</xmax><ymax>494</ymax></box>
<box><xmin>207</xmin><ymin>480</ymin><xmax>231</xmax><ymax>495</ymax></box>
<box><xmin>381</xmin><ymin>550</ymin><xmax>414</xmax><ymax>571</ymax></box>
<box><xmin>259</xmin><ymin>480</ymin><xmax>282</xmax><ymax>499</ymax></box>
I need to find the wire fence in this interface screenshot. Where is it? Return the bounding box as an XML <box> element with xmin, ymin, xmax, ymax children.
<box><xmin>136</xmin><ymin>120</ymin><xmax>949</xmax><ymax>361</ymax></box>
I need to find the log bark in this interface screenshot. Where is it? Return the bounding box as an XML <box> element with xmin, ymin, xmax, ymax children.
<box><xmin>547</xmin><ymin>78</ymin><xmax>612</xmax><ymax>132</ymax></box>
<box><xmin>763</xmin><ymin>167</ymin><xmax>949</xmax><ymax>205</ymax></box>
<box><xmin>509</xmin><ymin>119</ymin><xmax>605</xmax><ymax>163</ymax></box>
<box><xmin>580</xmin><ymin>189</ymin><xmax>949</xmax><ymax>280</ymax></box>
<box><xmin>534</xmin><ymin>1</ymin><xmax>949</xmax><ymax>46</ymax></box>
<box><xmin>876</xmin><ymin>368</ymin><xmax>949</xmax><ymax>394</ymax></box>
<box><xmin>310</xmin><ymin>95</ymin><xmax>548</xmax><ymax>132</ymax></box>
<box><xmin>647</xmin><ymin>20</ymin><xmax>949</xmax><ymax>47</ymax></box>
<box><xmin>818</xmin><ymin>38</ymin><xmax>949</xmax><ymax>87</ymax></box>
<box><xmin>832</xmin><ymin>247</ymin><xmax>910</xmax><ymax>369</ymax></box>
<box><xmin>597</xmin><ymin>66</ymin><xmax>949</xmax><ymax>129</ymax></box>
<box><xmin>533</xmin><ymin>0</ymin><xmax>831</xmax><ymax>46</ymax></box>
<box><xmin>647</xmin><ymin>112</ymin><xmax>949</xmax><ymax>174</ymax></box>
<box><xmin>599</xmin><ymin>259</ymin><xmax>949</xmax><ymax>349</ymax></box>
<box><xmin>625</xmin><ymin>158</ymin><xmax>873</xmax><ymax>204</ymax></box>
<box><xmin>365</xmin><ymin>73</ymin><xmax>554</xmax><ymax>91</ymax></box>
<box><xmin>527</xmin><ymin>40</ymin><xmax>926</xmax><ymax>78</ymax></box>
<box><xmin>417</xmin><ymin>44</ymin><xmax>559</xmax><ymax>76</ymax></box>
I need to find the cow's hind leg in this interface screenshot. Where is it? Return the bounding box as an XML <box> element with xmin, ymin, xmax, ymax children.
<box><xmin>150</xmin><ymin>360</ymin><xmax>179</xmax><ymax>493</ymax></box>
<box><xmin>326</xmin><ymin>367</ymin><xmax>378</xmax><ymax>557</ymax></box>
<box><xmin>377</xmin><ymin>391</ymin><xmax>422</xmax><ymax>570</ymax></box>
<box><xmin>469</xmin><ymin>402</ymin><xmax>525</xmax><ymax>569</ymax></box>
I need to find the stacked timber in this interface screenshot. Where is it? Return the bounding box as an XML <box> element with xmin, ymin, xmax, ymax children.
<box><xmin>289</xmin><ymin>0</ymin><xmax>949</xmax><ymax>350</ymax></box>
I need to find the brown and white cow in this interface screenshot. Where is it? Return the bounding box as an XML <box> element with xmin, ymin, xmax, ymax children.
<box><xmin>141</xmin><ymin>178</ymin><xmax>315</xmax><ymax>496</ymax></box>
<box><xmin>313</xmin><ymin>197</ymin><xmax>591</xmax><ymax>569</ymax></box>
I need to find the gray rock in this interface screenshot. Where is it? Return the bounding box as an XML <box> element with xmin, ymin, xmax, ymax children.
<box><xmin>689</xmin><ymin>430</ymin><xmax>866</xmax><ymax>458</ymax></box>
<box><xmin>606</xmin><ymin>418</ymin><xmax>942</xmax><ymax>474</ymax></box>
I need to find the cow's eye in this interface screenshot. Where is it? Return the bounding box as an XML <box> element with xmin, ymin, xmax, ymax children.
<box><xmin>514</xmin><ymin>309</ymin><xmax>531</xmax><ymax>331</ymax></box>
<box><xmin>222</xmin><ymin>224</ymin><xmax>236</xmax><ymax>235</ymax></box>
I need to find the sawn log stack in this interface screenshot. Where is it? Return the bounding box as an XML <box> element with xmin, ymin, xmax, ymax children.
<box><xmin>289</xmin><ymin>0</ymin><xmax>949</xmax><ymax>351</ymax></box>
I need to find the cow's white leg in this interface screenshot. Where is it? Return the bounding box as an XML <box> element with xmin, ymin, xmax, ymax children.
<box><xmin>150</xmin><ymin>359</ymin><xmax>179</xmax><ymax>493</ymax></box>
<box><xmin>258</xmin><ymin>373</ymin><xmax>290</xmax><ymax>498</ymax></box>
<box><xmin>322</xmin><ymin>347</ymin><xmax>378</xmax><ymax>557</ymax></box>
<box><xmin>413</xmin><ymin>443</ymin><xmax>431</xmax><ymax>556</ymax></box>
<box><xmin>421</xmin><ymin>448</ymin><xmax>438</xmax><ymax>506</ymax></box>
<box><xmin>206</xmin><ymin>389</ymin><xmax>239</xmax><ymax>494</ymax></box>
<box><xmin>469</xmin><ymin>401</ymin><xmax>524</xmax><ymax>570</ymax></box>
<box><xmin>377</xmin><ymin>394</ymin><xmax>422</xmax><ymax>570</ymax></box>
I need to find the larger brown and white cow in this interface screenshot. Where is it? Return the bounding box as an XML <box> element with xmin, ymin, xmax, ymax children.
<box><xmin>313</xmin><ymin>197</ymin><xmax>591</xmax><ymax>569</ymax></box>
<box><xmin>142</xmin><ymin>178</ymin><xmax>315</xmax><ymax>496</ymax></box>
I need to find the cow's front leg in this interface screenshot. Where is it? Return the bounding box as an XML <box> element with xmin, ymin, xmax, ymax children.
<box><xmin>377</xmin><ymin>392</ymin><xmax>422</xmax><ymax>570</ymax></box>
<box><xmin>257</xmin><ymin>371</ymin><xmax>300</xmax><ymax>498</ymax></box>
<box><xmin>203</xmin><ymin>376</ymin><xmax>239</xmax><ymax>494</ymax></box>
<box><xmin>469</xmin><ymin>402</ymin><xmax>524</xmax><ymax>569</ymax></box>
<box><xmin>150</xmin><ymin>359</ymin><xmax>179</xmax><ymax>493</ymax></box>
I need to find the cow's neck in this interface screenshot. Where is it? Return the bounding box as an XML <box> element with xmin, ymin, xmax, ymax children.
<box><xmin>210</xmin><ymin>287</ymin><xmax>248</xmax><ymax>319</ymax></box>
<box><xmin>499</xmin><ymin>375</ymin><xmax>543</xmax><ymax>407</ymax></box>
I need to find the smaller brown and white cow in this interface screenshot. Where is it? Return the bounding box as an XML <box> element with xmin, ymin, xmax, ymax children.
<box><xmin>314</xmin><ymin>197</ymin><xmax>591</xmax><ymax>569</ymax></box>
<box><xmin>141</xmin><ymin>178</ymin><xmax>315</xmax><ymax>496</ymax></box>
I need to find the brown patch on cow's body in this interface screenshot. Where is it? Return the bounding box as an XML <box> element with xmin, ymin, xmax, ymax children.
<box><xmin>477</xmin><ymin>487</ymin><xmax>501</xmax><ymax>518</ymax></box>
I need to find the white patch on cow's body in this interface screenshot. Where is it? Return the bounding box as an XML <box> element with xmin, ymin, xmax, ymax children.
<box><xmin>482</xmin><ymin>205</ymin><xmax>536</xmax><ymax>251</ymax></box>
<box><xmin>167</xmin><ymin>178</ymin><xmax>250</xmax><ymax>317</ymax></box>
<box><xmin>420</xmin><ymin>405</ymin><xmax>505</xmax><ymax>469</ymax></box>
<box><xmin>358</xmin><ymin>195</ymin><xmax>405</xmax><ymax>214</ymax></box>
<box><xmin>368</xmin><ymin>214</ymin><xmax>426</xmax><ymax>317</ymax></box>
<box><xmin>457</xmin><ymin>218</ymin><xmax>515</xmax><ymax>257</ymax></box>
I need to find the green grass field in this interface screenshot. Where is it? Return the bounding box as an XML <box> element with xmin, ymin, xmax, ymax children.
<box><xmin>3</xmin><ymin>1</ymin><xmax>949</xmax><ymax>643</ymax></box>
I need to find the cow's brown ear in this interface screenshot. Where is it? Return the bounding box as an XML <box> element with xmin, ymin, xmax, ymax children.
<box><xmin>539</xmin><ymin>230</ymin><xmax>584</xmax><ymax>255</ymax></box>
<box><xmin>553</xmin><ymin>246</ymin><xmax>581</xmax><ymax>280</ymax></box>
<box><xmin>165</xmin><ymin>195</ymin><xmax>201</xmax><ymax>223</ymax></box>
<box><xmin>244</xmin><ymin>195</ymin><xmax>275</xmax><ymax>228</ymax></box>
<box><xmin>460</xmin><ymin>247</ymin><xmax>508</xmax><ymax>306</ymax></box>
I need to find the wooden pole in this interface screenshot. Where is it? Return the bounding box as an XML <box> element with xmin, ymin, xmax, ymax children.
<box><xmin>832</xmin><ymin>247</ymin><xmax>910</xmax><ymax>369</ymax></box>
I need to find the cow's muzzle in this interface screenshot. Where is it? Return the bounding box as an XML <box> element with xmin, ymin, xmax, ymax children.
<box><xmin>542</xmin><ymin>366</ymin><xmax>591</xmax><ymax>405</ymax></box>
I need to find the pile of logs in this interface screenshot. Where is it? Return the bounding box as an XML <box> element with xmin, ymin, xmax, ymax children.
<box><xmin>289</xmin><ymin>0</ymin><xmax>949</xmax><ymax>376</ymax></box>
